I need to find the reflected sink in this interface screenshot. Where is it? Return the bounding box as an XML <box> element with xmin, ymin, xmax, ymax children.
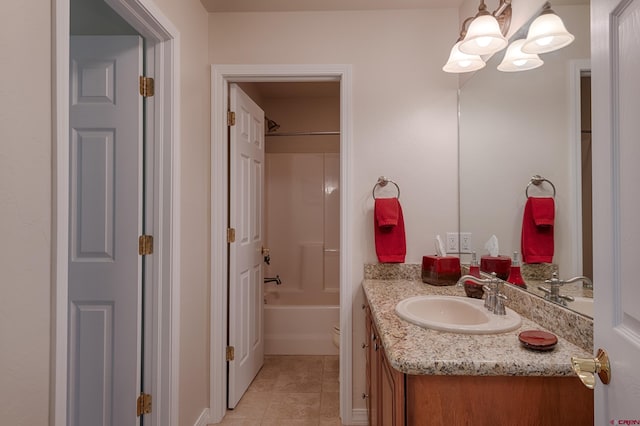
<box><xmin>395</xmin><ymin>295</ymin><xmax>522</xmax><ymax>334</ymax></box>
<box><xmin>566</xmin><ymin>296</ymin><xmax>593</xmax><ymax>317</ymax></box>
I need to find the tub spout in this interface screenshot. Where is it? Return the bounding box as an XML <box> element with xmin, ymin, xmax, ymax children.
<box><xmin>264</xmin><ymin>275</ymin><xmax>282</xmax><ymax>285</ymax></box>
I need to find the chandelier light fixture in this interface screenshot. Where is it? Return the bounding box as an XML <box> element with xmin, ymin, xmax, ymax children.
<box><xmin>442</xmin><ymin>39</ymin><xmax>486</xmax><ymax>73</ymax></box>
<box><xmin>522</xmin><ymin>2</ymin><xmax>575</xmax><ymax>54</ymax></box>
<box><xmin>443</xmin><ymin>0</ymin><xmax>511</xmax><ymax>73</ymax></box>
<box><xmin>458</xmin><ymin>1</ymin><xmax>511</xmax><ymax>56</ymax></box>
<box><xmin>444</xmin><ymin>1</ymin><xmax>574</xmax><ymax>74</ymax></box>
<box><xmin>497</xmin><ymin>39</ymin><xmax>544</xmax><ymax>72</ymax></box>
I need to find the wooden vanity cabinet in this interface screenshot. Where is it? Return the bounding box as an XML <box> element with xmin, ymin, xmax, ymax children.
<box><xmin>364</xmin><ymin>305</ymin><xmax>594</xmax><ymax>426</ymax></box>
<box><xmin>405</xmin><ymin>374</ymin><xmax>593</xmax><ymax>426</ymax></box>
<box><xmin>364</xmin><ymin>305</ymin><xmax>404</xmax><ymax>426</ymax></box>
<box><xmin>364</xmin><ymin>305</ymin><xmax>378</xmax><ymax>425</ymax></box>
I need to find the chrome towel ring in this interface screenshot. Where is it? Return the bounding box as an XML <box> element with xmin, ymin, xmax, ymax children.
<box><xmin>372</xmin><ymin>176</ymin><xmax>400</xmax><ymax>199</ymax></box>
<box><xmin>525</xmin><ymin>174</ymin><xmax>556</xmax><ymax>198</ymax></box>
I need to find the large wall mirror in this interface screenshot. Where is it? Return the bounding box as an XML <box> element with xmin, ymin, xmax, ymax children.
<box><xmin>458</xmin><ymin>1</ymin><xmax>592</xmax><ymax>316</ymax></box>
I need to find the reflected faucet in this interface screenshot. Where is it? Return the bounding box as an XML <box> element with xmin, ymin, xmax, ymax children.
<box><xmin>456</xmin><ymin>272</ymin><xmax>508</xmax><ymax>315</ymax></box>
<box><xmin>537</xmin><ymin>272</ymin><xmax>592</xmax><ymax>306</ymax></box>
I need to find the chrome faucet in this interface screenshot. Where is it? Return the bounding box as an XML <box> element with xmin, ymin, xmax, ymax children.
<box><xmin>456</xmin><ymin>272</ymin><xmax>508</xmax><ymax>315</ymax></box>
<box><xmin>537</xmin><ymin>272</ymin><xmax>592</xmax><ymax>306</ymax></box>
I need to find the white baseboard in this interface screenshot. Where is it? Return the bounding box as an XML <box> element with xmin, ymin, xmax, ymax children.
<box><xmin>191</xmin><ymin>403</ymin><xmax>364</xmax><ymax>425</ymax></box>
<box><xmin>193</xmin><ymin>408</ymin><xmax>211</xmax><ymax>426</ymax></box>
<box><xmin>348</xmin><ymin>408</ymin><xmax>368</xmax><ymax>425</ymax></box>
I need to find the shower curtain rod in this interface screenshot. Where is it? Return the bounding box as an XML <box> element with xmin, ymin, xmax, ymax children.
<box><xmin>265</xmin><ymin>131</ymin><xmax>340</xmax><ymax>137</ymax></box>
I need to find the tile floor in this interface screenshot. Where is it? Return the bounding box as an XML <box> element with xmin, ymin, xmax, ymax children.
<box><xmin>210</xmin><ymin>355</ymin><xmax>342</xmax><ymax>425</ymax></box>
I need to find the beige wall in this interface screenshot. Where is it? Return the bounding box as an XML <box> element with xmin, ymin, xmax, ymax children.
<box><xmin>1</xmin><ymin>0</ymin><xmax>210</xmax><ymax>425</ymax></box>
<box><xmin>151</xmin><ymin>0</ymin><xmax>211</xmax><ymax>424</ymax></box>
<box><xmin>0</xmin><ymin>0</ymin><xmax>52</xmax><ymax>424</ymax></box>
<box><xmin>209</xmin><ymin>8</ymin><xmax>461</xmax><ymax>409</ymax></box>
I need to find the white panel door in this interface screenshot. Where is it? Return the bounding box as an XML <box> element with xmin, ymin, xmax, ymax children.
<box><xmin>68</xmin><ymin>36</ymin><xmax>143</xmax><ymax>426</ymax></box>
<box><xmin>228</xmin><ymin>84</ymin><xmax>265</xmax><ymax>409</ymax></box>
<box><xmin>592</xmin><ymin>0</ymin><xmax>640</xmax><ymax>423</ymax></box>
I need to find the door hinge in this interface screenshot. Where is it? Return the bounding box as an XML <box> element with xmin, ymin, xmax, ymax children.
<box><xmin>227</xmin><ymin>111</ymin><xmax>236</xmax><ymax>126</ymax></box>
<box><xmin>226</xmin><ymin>346</ymin><xmax>235</xmax><ymax>361</ymax></box>
<box><xmin>139</xmin><ymin>76</ymin><xmax>155</xmax><ymax>97</ymax></box>
<box><xmin>138</xmin><ymin>235</ymin><xmax>154</xmax><ymax>255</ymax></box>
<box><xmin>136</xmin><ymin>392</ymin><xmax>152</xmax><ymax>416</ymax></box>
<box><xmin>227</xmin><ymin>228</ymin><xmax>236</xmax><ymax>243</ymax></box>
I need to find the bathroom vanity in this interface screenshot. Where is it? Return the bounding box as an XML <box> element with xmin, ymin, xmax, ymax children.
<box><xmin>362</xmin><ymin>271</ymin><xmax>594</xmax><ymax>426</ymax></box>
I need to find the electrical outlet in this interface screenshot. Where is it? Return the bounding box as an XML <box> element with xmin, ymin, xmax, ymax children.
<box><xmin>446</xmin><ymin>232</ymin><xmax>459</xmax><ymax>253</ymax></box>
<box><xmin>460</xmin><ymin>232</ymin><xmax>473</xmax><ymax>253</ymax></box>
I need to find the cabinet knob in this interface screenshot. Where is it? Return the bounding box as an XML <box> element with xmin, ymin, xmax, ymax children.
<box><xmin>362</xmin><ymin>342</ymin><xmax>369</xmax><ymax>349</ymax></box>
<box><xmin>362</xmin><ymin>393</ymin><xmax>369</xmax><ymax>399</ymax></box>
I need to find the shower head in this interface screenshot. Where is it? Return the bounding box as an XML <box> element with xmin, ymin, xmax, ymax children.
<box><xmin>266</xmin><ymin>117</ymin><xmax>280</xmax><ymax>133</ymax></box>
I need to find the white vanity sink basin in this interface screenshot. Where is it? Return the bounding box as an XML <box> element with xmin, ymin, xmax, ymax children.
<box><xmin>566</xmin><ymin>296</ymin><xmax>593</xmax><ymax>317</ymax></box>
<box><xmin>395</xmin><ymin>295</ymin><xmax>522</xmax><ymax>334</ymax></box>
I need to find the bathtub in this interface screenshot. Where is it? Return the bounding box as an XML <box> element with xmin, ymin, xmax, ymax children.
<box><xmin>264</xmin><ymin>304</ymin><xmax>339</xmax><ymax>355</ymax></box>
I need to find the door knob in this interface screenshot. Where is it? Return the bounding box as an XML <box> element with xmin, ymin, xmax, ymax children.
<box><xmin>571</xmin><ymin>348</ymin><xmax>611</xmax><ymax>389</ymax></box>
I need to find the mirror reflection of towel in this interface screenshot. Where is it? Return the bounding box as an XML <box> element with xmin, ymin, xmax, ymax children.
<box><xmin>374</xmin><ymin>198</ymin><xmax>406</xmax><ymax>263</ymax></box>
<box><xmin>521</xmin><ymin>197</ymin><xmax>554</xmax><ymax>263</ymax></box>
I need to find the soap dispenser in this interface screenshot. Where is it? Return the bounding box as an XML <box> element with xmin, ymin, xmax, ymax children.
<box><xmin>507</xmin><ymin>251</ymin><xmax>527</xmax><ymax>288</ymax></box>
<box><xmin>464</xmin><ymin>252</ymin><xmax>484</xmax><ymax>299</ymax></box>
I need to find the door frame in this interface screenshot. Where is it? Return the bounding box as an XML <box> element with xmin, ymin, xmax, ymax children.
<box><xmin>52</xmin><ymin>1</ymin><xmax>181</xmax><ymax>425</ymax></box>
<box><xmin>209</xmin><ymin>64</ymin><xmax>354</xmax><ymax>424</ymax></box>
<box><xmin>569</xmin><ymin>59</ymin><xmax>591</xmax><ymax>277</ymax></box>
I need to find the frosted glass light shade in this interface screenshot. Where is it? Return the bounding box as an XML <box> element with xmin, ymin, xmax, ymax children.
<box><xmin>521</xmin><ymin>12</ymin><xmax>575</xmax><ymax>54</ymax></box>
<box><xmin>459</xmin><ymin>15</ymin><xmax>508</xmax><ymax>55</ymax></box>
<box><xmin>498</xmin><ymin>39</ymin><xmax>544</xmax><ymax>72</ymax></box>
<box><xmin>443</xmin><ymin>41</ymin><xmax>486</xmax><ymax>73</ymax></box>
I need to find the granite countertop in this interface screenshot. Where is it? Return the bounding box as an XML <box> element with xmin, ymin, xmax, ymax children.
<box><xmin>363</xmin><ymin>278</ymin><xmax>591</xmax><ymax>377</ymax></box>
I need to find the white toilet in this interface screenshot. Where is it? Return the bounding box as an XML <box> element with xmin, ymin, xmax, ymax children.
<box><xmin>332</xmin><ymin>324</ymin><xmax>340</xmax><ymax>348</ymax></box>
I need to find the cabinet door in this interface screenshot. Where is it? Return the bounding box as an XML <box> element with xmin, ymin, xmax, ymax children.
<box><xmin>365</xmin><ymin>308</ymin><xmax>379</xmax><ymax>426</ymax></box>
<box><xmin>379</xmin><ymin>347</ymin><xmax>405</xmax><ymax>426</ymax></box>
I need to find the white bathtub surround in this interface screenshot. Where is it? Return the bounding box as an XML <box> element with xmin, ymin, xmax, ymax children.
<box><xmin>265</xmin><ymin>152</ymin><xmax>340</xmax><ymax>304</ymax></box>
<box><xmin>264</xmin><ymin>305</ymin><xmax>339</xmax><ymax>355</ymax></box>
<box><xmin>301</xmin><ymin>242</ymin><xmax>325</xmax><ymax>291</ymax></box>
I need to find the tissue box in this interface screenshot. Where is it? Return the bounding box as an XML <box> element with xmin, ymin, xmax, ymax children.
<box><xmin>480</xmin><ymin>255</ymin><xmax>511</xmax><ymax>280</ymax></box>
<box><xmin>421</xmin><ymin>256</ymin><xmax>461</xmax><ymax>286</ymax></box>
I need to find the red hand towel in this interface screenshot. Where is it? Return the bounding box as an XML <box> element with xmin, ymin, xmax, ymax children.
<box><xmin>530</xmin><ymin>197</ymin><xmax>555</xmax><ymax>226</ymax></box>
<box><xmin>374</xmin><ymin>198</ymin><xmax>406</xmax><ymax>263</ymax></box>
<box><xmin>375</xmin><ymin>197</ymin><xmax>399</xmax><ymax>227</ymax></box>
<box><xmin>521</xmin><ymin>197</ymin><xmax>555</xmax><ymax>263</ymax></box>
